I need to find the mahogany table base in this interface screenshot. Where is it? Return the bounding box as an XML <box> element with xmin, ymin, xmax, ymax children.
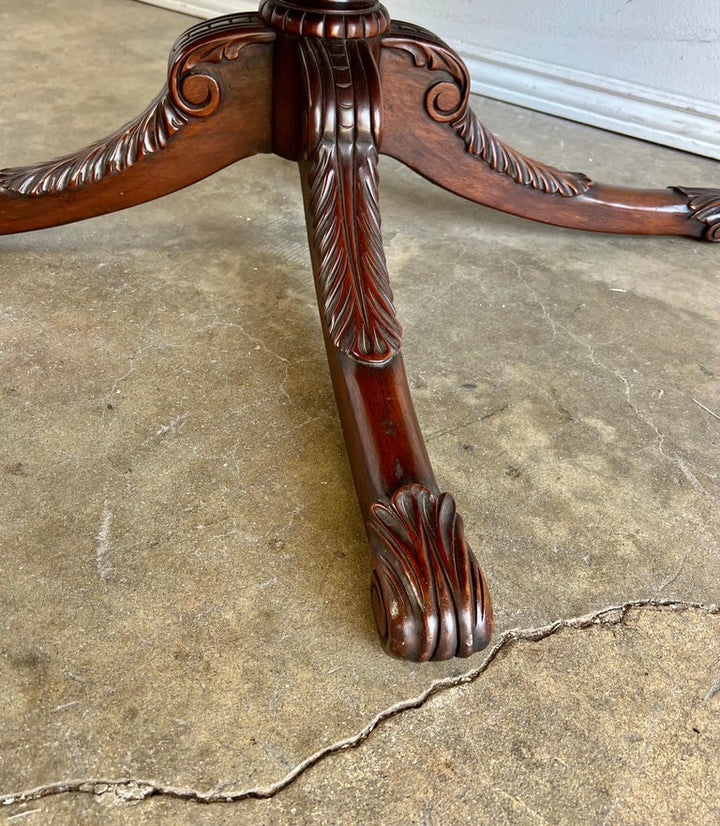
<box><xmin>2</xmin><ymin>2</ymin><xmax>718</xmax><ymax>661</ymax></box>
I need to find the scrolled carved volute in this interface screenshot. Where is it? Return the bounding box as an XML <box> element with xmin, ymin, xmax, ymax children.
<box><xmin>675</xmin><ymin>187</ymin><xmax>720</xmax><ymax>242</ymax></box>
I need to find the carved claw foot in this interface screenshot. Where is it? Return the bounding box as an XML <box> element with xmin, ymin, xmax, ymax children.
<box><xmin>380</xmin><ymin>22</ymin><xmax>717</xmax><ymax>241</ymax></box>
<box><xmin>0</xmin><ymin>14</ymin><xmax>275</xmax><ymax>234</ymax></box>
<box><xmin>369</xmin><ymin>485</ymin><xmax>492</xmax><ymax>661</ymax></box>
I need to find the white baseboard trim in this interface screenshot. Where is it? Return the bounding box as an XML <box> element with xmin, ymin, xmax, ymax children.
<box><xmin>135</xmin><ymin>1</ymin><xmax>720</xmax><ymax>160</ymax></box>
<box><xmin>455</xmin><ymin>44</ymin><xmax>720</xmax><ymax>160</ymax></box>
<box><xmin>137</xmin><ymin>0</ymin><xmax>256</xmax><ymax>17</ymax></box>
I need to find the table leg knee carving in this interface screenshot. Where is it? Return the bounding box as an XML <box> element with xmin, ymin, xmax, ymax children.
<box><xmin>382</xmin><ymin>22</ymin><xmax>591</xmax><ymax>199</ymax></box>
<box><xmin>380</xmin><ymin>22</ymin><xmax>716</xmax><ymax>241</ymax></box>
<box><xmin>0</xmin><ymin>14</ymin><xmax>275</xmax><ymax>234</ymax></box>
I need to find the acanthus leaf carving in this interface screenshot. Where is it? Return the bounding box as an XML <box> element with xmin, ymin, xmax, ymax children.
<box><xmin>368</xmin><ymin>484</ymin><xmax>492</xmax><ymax>661</ymax></box>
<box><xmin>301</xmin><ymin>37</ymin><xmax>401</xmax><ymax>364</ymax></box>
<box><xmin>306</xmin><ymin>142</ymin><xmax>402</xmax><ymax>363</ymax></box>
<box><xmin>675</xmin><ymin>187</ymin><xmax>720</xmax><ymax>242</ymax></box>
<box><xmin>0</xmin><ymin>14</ymin><xmax>275</xmax><ymax>197</ymax></box>
<box><xmin>382</xmin><ymin>22</ymin><xmax>592</xmax><ymax>198</ymax></box>
<box><xmin>0</xmin><ymin>92</ymin><xmax>191</xmax><ymax>197</ymax></box>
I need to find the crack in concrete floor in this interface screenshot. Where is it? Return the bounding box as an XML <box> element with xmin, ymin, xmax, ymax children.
<box><xmin>2</xmin><ymin>598</ymin><xmax>717</xmax><ymax>811</ymax></box>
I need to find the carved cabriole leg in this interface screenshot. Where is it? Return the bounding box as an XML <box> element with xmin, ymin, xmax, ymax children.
<box><xmin>380</xmin><ymin>22</ymin><xmax>719</xmax><ymax>242</ymax></box>
<box><xmin>0</xmin><ymin>15</ymin><xmax>275</xmax><ymax>235</ymax></box>
<box><xmin>317</xmin><ymin>350</ymin><xmax>493</xmax><ymax>661</ymax></box>
<box><xmin>263</xmin><ymin>3</ymin><xmax>492</xmax><ymax>660</ymax></box>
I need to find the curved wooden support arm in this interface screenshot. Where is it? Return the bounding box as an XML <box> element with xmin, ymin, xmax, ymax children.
<box><xmin>380</xmin><ymin>22</ymin><xmax>718</xmax><ymax>241</ymax></box>
<box><xmin>293</xmin><ymin>29</ymin><xmax>492</xmax><ymax>660</ymax></box>
<box><xmin>0</xmin><ymin>14</ymin><xmax>275</xmax><ymax>235</ymax></box>
<box><xmin>325</xmin><ymin>349</ymin><xmax>493</xmax><ymax>661</ymax></box>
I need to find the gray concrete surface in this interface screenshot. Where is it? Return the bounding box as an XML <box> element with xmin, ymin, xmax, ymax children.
<box><xmin>1</xmin><ymin>1</ymin><xmax>718</xmax><ymax>824</ymax></box>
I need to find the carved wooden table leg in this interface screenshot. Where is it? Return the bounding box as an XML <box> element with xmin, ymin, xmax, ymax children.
<box><xmin>1</xmin><ymin>1</ymin><xmax>717</xmax><ymax>661</ymax></box>
<box><xmin>0</xmin><ymin>16</ymin><xmax>276</xmax><ymax>234</ymax></box>
<box><xmin>273</xmin><ymin>19</ymin><xmax>492</xmax><ymax>660</ymax></box>
<box><xmin>379</xmin><ymin>23</ymin><xmax>719</xmax><ymax>242</ymax></box>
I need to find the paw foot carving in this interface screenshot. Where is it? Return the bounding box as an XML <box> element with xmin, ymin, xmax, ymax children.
<box><xmin>368</xmin><ymin>484</ymin><xmax>492</xmax><ymax>661</ymax></box>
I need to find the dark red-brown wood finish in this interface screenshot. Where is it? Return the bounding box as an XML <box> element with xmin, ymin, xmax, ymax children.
<box><xmin>1</xmin><ymin>1</ymin><xmax>717</xmax><ymax>660</ymax></box>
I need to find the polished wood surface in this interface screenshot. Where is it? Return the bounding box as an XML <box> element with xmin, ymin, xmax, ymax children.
<box><xmin>0</xmin><ymin>17</ymin><xmax>275</xmax><ymax>234</ymax></box>
<box><xmin>1</xmin><ymin>1</ymin><xmax>716</xmax><ymax>660</ymax></box>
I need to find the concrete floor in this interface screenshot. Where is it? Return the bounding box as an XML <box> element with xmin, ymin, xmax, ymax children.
<box><xmin>1</xmin><ymin>1</ymin><xmax>718</xmax><ymax>823</ymax></box>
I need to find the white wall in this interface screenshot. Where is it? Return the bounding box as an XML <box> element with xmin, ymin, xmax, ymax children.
<box><xmin>384</xmin><ymin>0</ymin><xmax>720</xmax><ymax>158</ymax></box>
<box><xmin>398</xmin><ymin>0</ymin><xmax>719</xmax><ymax>103</ymax></box>
<box><xmin>137</xmin><ymin>0</ymin><xmax>720</xmax><ymax>158</ymax></box>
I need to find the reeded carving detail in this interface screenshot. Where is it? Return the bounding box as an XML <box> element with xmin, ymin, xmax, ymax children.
<box><xmin>259</xmin><ymin>0</ymin><xmax>390</xmax><ymax>39</ymax></box>
<box><xmin>302</xmin><ymin>37</ymin><xmax>401</xmax><ymax>364</ymax></box>
<box><xmin>0</xmin><ymin>15</ymin><xmax>274</xmax><ymax>196</ymax></box>
<box><xmin>368</xmin><ymin>484</ymin><xmax>492</xmax><ymax>661</ymax></box>
<box><xmin>383</xmin><ymin>23</ymin><xmax>592</xmax><ymax>197</ymax></box>
<box><xmin>675</xmin><ymin>187</ymin><xmax>720</xmax><ymax>242</ymax></box>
